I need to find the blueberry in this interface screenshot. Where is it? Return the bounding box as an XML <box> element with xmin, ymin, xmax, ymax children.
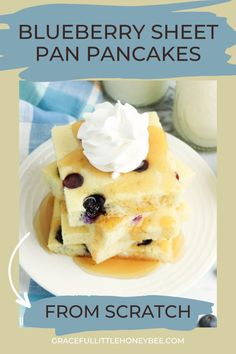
<box><xmin>137</xmin><ymin>239</ymin><xmax>152</xmax><ymax>246</ymax></box>
<box><xmin>198</xmin><ymin>314</ymin><xmax>217</xmax><ymax>328</ymax></box>
<box><xmin>134</xmin><ymin>160</ymin><xmax>149</xmax><ymax>172</ymax></box>
<box><xmin>55</xmin><ymin>226</ymin><xmax>63</xmax><ymax>244</ymax></box>
<box><xmin>83</xmin><ymin>194</ymin><xmax>106</xmax><ymax>221</ymax></box>
<box><xmin>63</xmin><ymin>173</ymin><xmax>84</xmax><ymax>189</ymax></box>
<box><xmin>82</xmin><ymin>214</ymin><xmax>94</xmax><ymax>224</ymax></box>
<box><xmin>132</xmin><ymin>215</ymin><xmax>143</xmax><ymax>224</ymax></box>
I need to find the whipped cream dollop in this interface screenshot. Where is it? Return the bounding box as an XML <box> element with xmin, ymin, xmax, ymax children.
<box><xmin>78</xmin><ymin>101</ymin><xmax>149</xmax><ymax>178</ymax></box>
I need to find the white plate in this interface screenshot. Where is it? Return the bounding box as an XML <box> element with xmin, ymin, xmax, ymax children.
<box><xmin>20</xmin><ymin>135</ymin><xmax>216</xmax><ymax>296</ymax></box>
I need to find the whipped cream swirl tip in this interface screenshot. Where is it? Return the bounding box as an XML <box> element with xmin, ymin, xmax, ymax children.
<box><xmin>78</xmin><ymin>101</ymin><xmax>149</xmax><ymax>178</ymax></box>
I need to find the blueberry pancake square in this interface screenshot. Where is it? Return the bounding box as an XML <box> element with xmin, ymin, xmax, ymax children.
<box><xmin>52</xmin><ymin>112</ymin><xmax>181</xmax><ymax>227</ymax></box>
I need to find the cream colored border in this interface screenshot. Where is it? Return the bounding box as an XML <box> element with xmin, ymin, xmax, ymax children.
<box><xmin>0</xmin><ymin>1</ymin><xmax>235</xmax><ymax>353</ymax></box>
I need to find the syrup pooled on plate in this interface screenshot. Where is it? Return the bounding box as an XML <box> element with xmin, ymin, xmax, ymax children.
<box><xmin>34</xmin><ymin>193</ymin><xmax>54</xmax><ymax>252</ymax></box>
<box><xmin>73</xmin><ymin>256</ymin><xmax>160</xmax><ymax>279</ymax></box>
<box><xmin>73</xmin><ymin>235</ymin><xmax>183</xmax><ymax>279</ymax></box>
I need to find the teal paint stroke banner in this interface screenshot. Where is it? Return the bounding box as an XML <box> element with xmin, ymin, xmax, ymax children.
<box><xmin>0</xmin><ymin>0</ymin><xmax>235</xmax><ymax>81</ymax></box>
<box><xmin>24</xmin><ymin>295</ymin><xmax>213</xmax><ymax>335</ymax></box>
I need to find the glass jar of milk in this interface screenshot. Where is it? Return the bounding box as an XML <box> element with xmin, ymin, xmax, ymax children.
<box><xmin>173</xmin><ymin>81</ymin><xmax>217</xmax><ymax>151</ymax></box>
<box><xmin>102</xmin><ymin>80</ymin><xmax>169</xmax><ymax>107</ymax></box>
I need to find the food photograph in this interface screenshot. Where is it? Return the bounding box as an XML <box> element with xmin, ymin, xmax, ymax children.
<box><xmin>19</xmin><ymin>80</ymin><xmax>216</xmax><ymax>319</ymax></box>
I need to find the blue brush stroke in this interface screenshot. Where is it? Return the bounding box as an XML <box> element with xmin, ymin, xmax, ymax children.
<box><xmin>24</xmin><ymin>295</ymin><xmax>213</xmax><ymax>335</ymax></box>
<box><xmin>0</xmin><ymin>0</ymin><xmax>235</xmax><ymax>80</ymax></box>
